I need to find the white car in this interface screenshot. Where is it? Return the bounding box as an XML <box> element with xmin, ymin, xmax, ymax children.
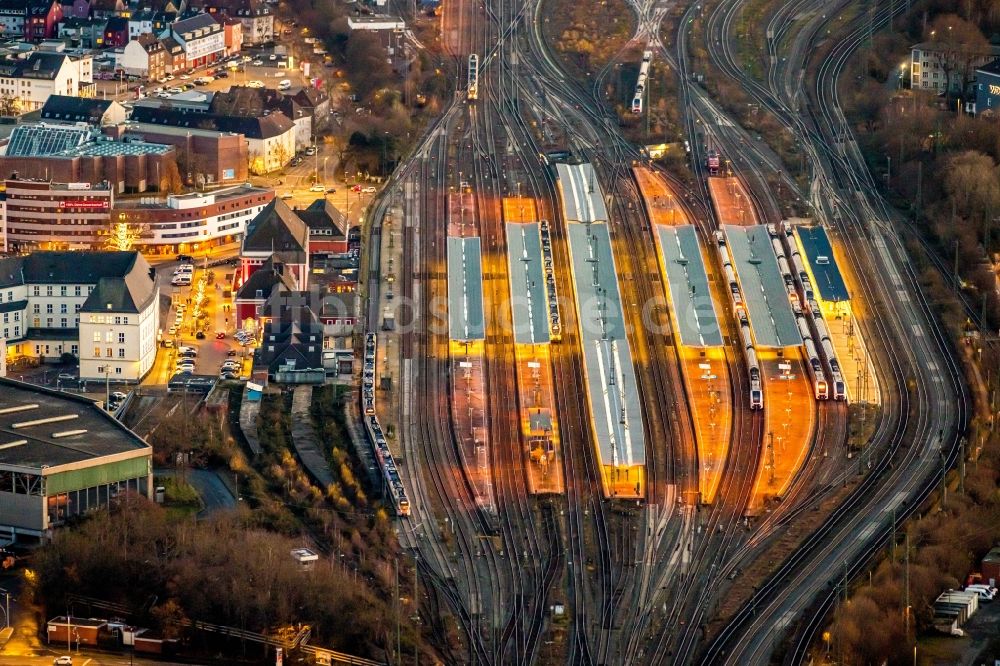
<box><xmin>309</xmin><ymin>183</ymin><xmax>325</xmax><ymax>192</ymax></box>
<box><xmin>247</xmin><ymin>80</ymin><xmax>264</xmax><ymax>88</ymax></box>
<box><xmin>251</xmin><ymin>59</ymin><xmax>263</xmax><ymax>66</ymax></box>
<box><xmin>168</xmin><ymin>325</ymin><xmax>178</xmax><ymax>335</ymax></box>
<box><xmin>163</xmin><ymin>74</ymin><xmax>175</xmax><ymax>81</ymax></box>
<box><xmin>178</xmin><ymin>346</ymin><xmax>197</xmax><ymax>354</ymax></box>
<box><xmin>362</xmin><ymin>186</ymin><xmax>377</xmax><ymax>193</ymax></box>
<box><xmin>179</xmin><ymin>74</ymin><xmax>190</xmax><ymax>80</ymax></box>
<box><xmin>53</xmin><ymin>657</ymin><xmax>73</xmax><ymax>666</ymax></box>
<box><xmin>269</xmin><ymin>53</ymin><xmax>277</xmax><ymax>61</ymax></box>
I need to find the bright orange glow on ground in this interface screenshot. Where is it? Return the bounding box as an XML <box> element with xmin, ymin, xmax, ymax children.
<box><xmin>447</xmin><ymin>193</ymin><xmax>478</xmax><ymax>237</ymax></box>
<box><xmin>678</xmin><ymin>345</ymin><xmax>732</xmax><ymax>503</ymax></box>
<box><xmin>502</xmin><ymin>197</ymin><xmax>538</xmax><ymax>223</ymax></box>
<box><xmin>708</xmin><ymin>177</ymin><xmax>759</xmax><ymax>227</ymax></box>
<box><xmin>750</xmin><ymin>348</ymin><xmax>816</xmax><ymax>514</ymax></box>
<box><xmin>633</xmin><ymin>166</ymin><xmax>690</xmax><ymax>226</ymax></box>
<box><xmin>636</xmin><ymin>166</ymin><xmax>732</xmax><ymax>504</ymax></box>
<box><xmin>602</xmin><ymin>464</ymin><xmax>646</xmax><ymax>499</ymax></box>
<box><xmin>513</xmin><ymin>342</ymin><xmax>564</xmax><ymax>494</ymax></box>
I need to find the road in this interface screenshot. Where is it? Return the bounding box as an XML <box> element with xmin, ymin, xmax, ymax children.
<box><xmin>155</xmin><ymin>468</ymin><xmax>238</xmax><ymax>517</ymax></box>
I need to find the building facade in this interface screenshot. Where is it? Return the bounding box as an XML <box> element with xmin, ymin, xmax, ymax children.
<box><xmin>0</xmin><ymin>378</ymin><xmax>153</xmax><ymax>543</ymax></box>
<box><xmin>111</xmin><ymin>184</ymin><xmax>274</xmax><ymax>255</ymax></box>
<box><xmin>0</xmin><ymin>50</ymin><xmax>93</xmax><ymax>112</ymax></box>
<box><xmin>164</xmin><ymin>12</ymin><xmax>224</xmax><ymax>69</ymax></box>
<box><xmin>0</xmin><ymin>250</ymin><xmax>159</xmax><ymax>381</ymax></box>
<box><xmin>3</xmin><ymin>179</ymin><xmax>114</xmax><ymax>252</ymax></box>
<box><xmin>910</xmin><ymin>41</ymin><xmax>1000</xmax><ymax>94</ymax></box>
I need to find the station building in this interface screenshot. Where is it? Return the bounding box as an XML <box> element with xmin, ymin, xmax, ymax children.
<box><xmin>0</xmin><ymin>378</ymin><xmax>153</xmax><ymax>543</ymax></box>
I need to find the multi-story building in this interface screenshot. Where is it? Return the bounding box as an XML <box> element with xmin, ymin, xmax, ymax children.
<box><xmin>57</xmin><ymin>17</ymin><xmax>108</xmax><ymax>48</ymax></box>
<box><xmin>25</xmin><ymin>0</ymin><xmax>63</xmax><ymax>41</ymax></box>
<box><xmin>202</xmin><ymin>0</ymin><xmax>270</xmax><ymax>45</ymax></box>
<box><xmin>0</xmin><ymin>122</ymin><xmax>175</xmax><ymax>196</ymax></box>
<box><xmin>910</xmin><ymin>41</ymin><xmax>1000</xmax><ymax>94</ymax></box>
<box><xmin>0</xmin><ymin>250</ymin><xmax>159</xmax><ymax>381</ymax></box>
<box><xmin>0</xmin><ymin>0</ymin><xmax>26</xmax><ymax>37</ymax></box>
<box><xmin>39</xmin><ymin>95</ymin><xmax>126</xmax><ymax>124</ymax></box>
<box><xmin>0</xmin><ymin>49</ymin><xmax>93</xmax><ymax>112</ymax></box>
<box><xmin>117</xmin><ymin>33</ymin><xmax>167</xmax><ymax>80</ymax></box>
<box><xmin>129</xmin><ymin>104</ymin><xmax>295</xmax><ymax>173</ymax></box>
<box><xmin>117</xmin><ymin>120</ymin><xmax>249</xmax><ymax>184</ymax></box>
<box><xmin>0</xmin><ymin>378</ymin><xmax>153</xmax><ymax>543</ymax></box>
<box><xmin>111</xmin><ymin>184</ymin><xmax>274</xmax><ymax>255</ymax></box>
<box><xmin>3</xmin><ymin>178</ymin><xmax>114</xmax><ymax>252</ymax></box>
<box><xmin>163</xmin><ymin>12</ymin><xmax>223</xmax><ymax>69</ymax></box>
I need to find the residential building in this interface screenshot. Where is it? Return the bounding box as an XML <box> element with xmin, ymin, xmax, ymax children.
<box><xmin>209</xmin><ymin>85</ymin><xmax>311</xmax><ymax>150</ymax></box>
<box><xmin>201</xmin><ymin>0</ymin><xmax>270</xmax><ymax>45</ymax></box>
<box><xmin>910</xmin><ymin>41</ymin><xmax>1000</xmax><ymax>94</ymax></box>
<box><xmin>159</xmin><ymin>35</ymin><xmax>184</xmax><ymax>73</ymax></box>
<box><xmin>0</xmin><ymin>250</ymin><xmax>159</xmax><ymax>382</ymax></box>
<box><xmin>61</xmin><ymin>0</ymin><xmax>91</xmax><ymax>19</ymax></box>
<box><xmin>256</xmin><ymin>317</ymin><xmax>325</xmax><ymax>382</ymax></box>
<box><xmin>26</xmin><ymin>0</ymin><xmax>63</xmax><ymax>42</ymax></box>
<box><xmin>88</xmin><ymin>0</ymin><xmax>126</xmax><ymax>19</ymax></box>
<box><xmin>0</xmin><ymin>378</ymin><xmax>153</xmax><ymax>542</ymax></box>
<box><xmin>0</xmin><ymin>0</ymin><xmax>26</xmax><ymax>37</ymax></box>
<box><xmin>163</xmin><ymin>12</ymin><xmax>223</xmax><ymax>69</ymax></box>
<box><xmin>57</xmin><ymin>17</ymin><xmax>107</xmax><ymax>48</ymax></box>
<box><xmin>117</xmin><ymin>33</ymin><xmax>167</xmax><ymax>79</ymax></box>
<box><xmin>127</xmin><ymin>8</ymin><xmax>155</xmax><ymax>39</ymax></box>
<box><xmin>129</xmin><ymin>104</ymin><xmax>295</xmax><ymax>173</ymax></box>
<box><xmin>0</xmin><ymin>50</ymin><xmax>94</xmax><ymax>113</ymax></box>
<box><xmin>111</xmin><ymin>184</ymin><xmax>274</xmax><ymax>255</ymax></box>
<box><xmin>2</xmin><ymin>178</ymin><xmax>114</xmax><ymax>252</ymax></box>
<box><xmin>102</xmin><ymin>14</ymin><xmax>127</xmax><ymax>47</ymax></box>
<box><xmin>40</xmin><ymin>95</ymin><xmax>126</xmax><ymax>124</ymax></box>
<box><xmin>219</xmin><ymin>14</ymin><xmax>240</xmax><ymax>55</ymax></box>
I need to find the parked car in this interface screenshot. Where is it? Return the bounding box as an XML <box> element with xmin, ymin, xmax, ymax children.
<box><xmin>220</xmin><ymin>371</ymin><xmax>238</xmax><ymax>380</ymax></box>
<box><xmin>304</xmin><ymin>146</ymin><xmax>317</xmax><ymax>156</ymax></box>
<box><xmin>362</xmin><ymin>186</ymin><xmax>377</xmax><ymax>193</ymax></box>
<box><xmin>195</xmin><ymin>331</ymin><xmax>206</xmax><ymax>339</ymax></box>
<box><xmin>309</xmin><ymin>183</ymin><xmax>325</xmax><ymax>192</ymax></box>
<box><xmin>251</xmin><ymin>59</ymin><xmax>263</xmax><ymax>66</ymax></box>
<box><xmin>226</xmin><ymin>349</ymin><xmax>239</xmax><ymax>357</ymax></box>
<box><xmin>280</xmin><ymin>192</ymin><xmax>294</xmax><ymax>199</ymax></box>
<box><xmin>216</xmin><ymin>331</ymin><xmax>226</xmax><ymax>339</ymax></box>
<box><xmin>111</xmin><ymin>391</ymin><xmax>128</xmax><ymax>401</ymax></box>
<box><xmin>54</xmin><ymin>655</ymin><xmax>73</xmax><ymax>665</ymax></box>
<box><xmin>247</xmin><ymin>80</ymin><xmax>264</xmax><ymax>88</ymax></box>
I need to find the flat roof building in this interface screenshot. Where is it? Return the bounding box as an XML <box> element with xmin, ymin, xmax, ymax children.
<box><xmin>792</xmin><ymin>225</ymin><xmax>849</xmax><ymax>304</ymax></box>
<box><xmin>723</xmin><ymin>225</ymin><xmax>801</xmax><ymax>348</ymax></box>
<box><xmin>505</xmin><ymin>222</ymin><xmax>549</xmax><ymax>345</ymax></box>
<box><xmin>555</xmin><ymin>162</ymin><xmax>608</xmax><ymax>223</ymax></box>
<box><xmin>656</xmin><ymin>225</ymin><xmax>723</xmax><ymax>347</ymax></box>
<box><xmin>446</xmin><ymin>236</ymin><xmax>484</xmax><ymax>341</ymax></box>
<box><xmin>0</xmin><ymin>378</ymin><xmax>153</xmax><ymax>543</ymax></box>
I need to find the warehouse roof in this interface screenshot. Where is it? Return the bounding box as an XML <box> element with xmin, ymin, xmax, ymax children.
<box><xmin>566</xmin><ymin>221</ymin><xmax>644</xmax><ymax>468</ymax></box>
<box><xmin>446</xmin><ymin>236</ymin><xmax>484</xmax><ymax>341</ymax></box>
<box><xmin>793</xmin><ymin>225</ymin><xmax>849</xmax><ymax>303</ymax></box>
<box><xmin>724</xmin><ymin>225</ymin><xmax>801</xmax><ymax>348</ymax></box>
<box><xmin>556</xmin><ymin>162</ymin><xmax>608</xmax><ymax>223</ymax></box>
<box><xmin>657</xmin><ymin>225</ymin><xmax>722</xmax><ymax>347</ymax></box>
<box><xmin>505</xmin><ymin>222</ymin><xmax>549</xmax><ymax>345</ymax></box>
<box><xmin>0</xmin><ymin>379</ymin><xmax>150</xmax><ymax>471</ymax></box>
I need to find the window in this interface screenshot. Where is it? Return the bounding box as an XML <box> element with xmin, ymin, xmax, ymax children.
<box><xmin>71</xmin><ymin>344</ymin><xmax>78</xmax><ymax>355</ymax></box>
<box><xmin>45</xmin><ymin>304</ymin><xmax>52</xmax><ymax>314</ymax></box>
<box><xmin>32</xmin><ymin>286</ymin><xmax>39</xmax><ymax>296</ymax></box>
<box><xmin>46</xmin><ymin>286</ymin><xmax>52</xmax><ymax>296</ymax></box>
<box><xmin>106</xmin><ymin>347</ymin><xmax>112</xmax><ymax>357</ymax></box>
<box><xmin>46</xmin><ymin>317</ymin><xmax>52</xmax><ymax>327</ymax></box>
<box><xmin>115</xmin><ymin>367</ymin><xmax>122</xmax><ymax>374</ymax></box>
<box><xmin>60</xmin><ymin>304</ymin><xmax>67</xmax><ymax>314</ymax></box>
<box><xmin>13</xmin><ymin>312</ymin><xmax>18</xmax><ymax>322</ymax></box>
<box><xmin>94</xmin><ymin>347</ymin><xmax>101</xmax><ymax>357</ymax></box>
<box><xmin>123</xmin><ymin>316</ymin><xmax>129</xmax><ymax>325</ymax></box>
<box><xmin>60</xmin><ymin>317</ymin><xmax>67</xmax><ymax>328</ymax></box>
<box><xmin>93</xmin><ymin>331</ymin><xmax>100</xmax><ymax>342</ymax></box>
<box><xmin>60</xmin><ymin>286</ymin><xmax>66</xmax><ymax>296</ymax></box>
<box><xmin>74</xmin><ymin>286</ymin><xmax>81</xmax><ymax>296</ymax></box>
<box><xmin>74</xmin><ymin>304</ymin><xmax>80</xmax><ymax>313</ymax></box>
<box><xmin>114</xmin><ymin>316</ymin><xmax>121</xmax><ymax>325</ymax></box>
<box><xmin>32</xmin><ymin>304</ymin><xmax>39</xmax><ymax>314</ymax></box>
<box><xmin>118</xmin><ymin>348</ymin><xmax>125</xmax><ymax>358</ymax></box>
<box><xmin>105</xmin><ymin>332</ymin><xmax>112</xmax><ymax>343</ymax></box>
<box><xmin>118</xmin><ymin>332</ymin><xmax>125</xmax><ymax>344</ymax></box>
<box><xmin>2</xmin><ymin>314</ymin><xmax>6</xmax><ymax>324</ymax></box>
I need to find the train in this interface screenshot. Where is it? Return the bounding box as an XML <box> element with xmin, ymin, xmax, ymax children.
<box><xmin>539</xmin><ymin>220</ymin><xmax>562</xmax><ymax>340</ymax></box>
<box><xmin>361</xmin><ymin>331</ymin><xmax>412</xmax><ymax>516</ymax></box>
<box><xmin>631</xmin><ymin>50</ymin><xmax>652</xmax><ymax>114</ymax></box>
<box><xmin>706</xmin><ymin>149</ymin><xmax>721</xmax><ymax>175</ymax></box>
<box><xmin>768</xmin><ymin>224</ymin><xmax>847</xmax><ymax>401</ymax></box>
<box><xmin>467</xmin><ymin>54</ymin><xmax>479</xmax><ymax>101</ymax></box>
<box><xmin>716</xmin><ymin>231</ymin><xmax>762</xmax><ymax>410</ymax></box>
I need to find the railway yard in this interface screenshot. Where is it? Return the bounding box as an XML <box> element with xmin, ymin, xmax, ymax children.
<box><xmin>349</xmin><ymin>0</ymin><xmax>977</xmax><ymax>657</ymax></box>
